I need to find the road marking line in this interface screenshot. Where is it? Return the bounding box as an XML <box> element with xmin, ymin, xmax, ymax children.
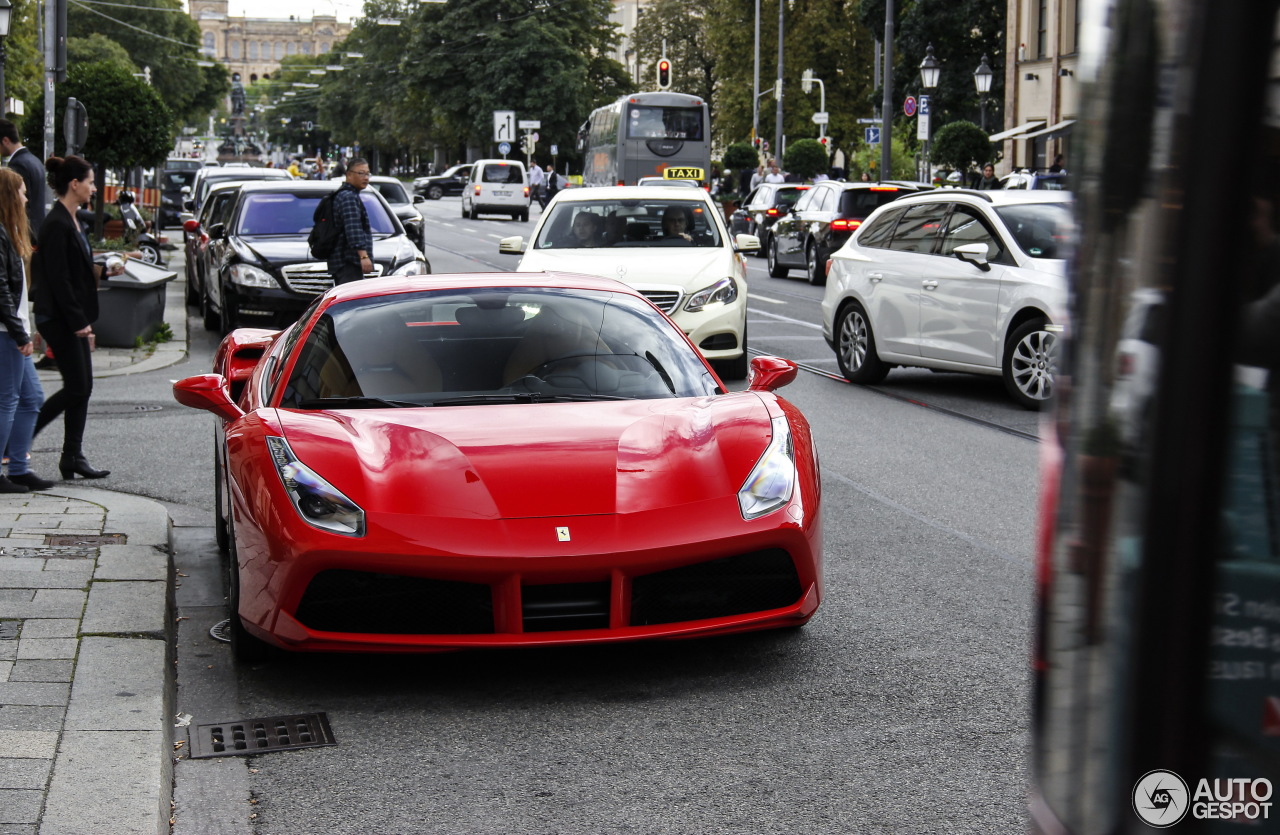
<box><xmin>748</xmin><ymin>307</ymin><xmax>824</xmax><ymax>330</ymax></box>
<box><xmin>746</xmin><ymin>293</ymin><xmax>786</xmax><ymax>304</ymax></box>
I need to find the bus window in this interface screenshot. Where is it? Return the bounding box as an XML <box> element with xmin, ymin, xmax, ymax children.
<box><xmin>625</xmin><ymin>105</ymin><xmax>704</xmax><ymax>141</ymax></box>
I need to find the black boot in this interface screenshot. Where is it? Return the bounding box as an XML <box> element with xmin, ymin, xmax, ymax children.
<box><xmin>59</xmin><ymin>454</ymin><xmax>109</xmax><ymax>479</ymax></box>
<box><xmin>0</xmin><ymin>476</ymin><xmax>29</xmax><ymax>493</ymax></box>
<box><xmin>8</xmin><ymin>472</ymin><xmax>55</xmax><ymax>490</ymax></box>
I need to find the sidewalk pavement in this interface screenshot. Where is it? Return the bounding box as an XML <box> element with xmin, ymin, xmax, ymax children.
<box><xmin>1</xmin><ymin>271</ymin><xmax>190</xmax><ymax>835</ymax></box>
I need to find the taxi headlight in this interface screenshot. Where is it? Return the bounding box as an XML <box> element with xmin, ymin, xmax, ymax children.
<box><xmin>391</xmin><ymin>259</ymin><xmax>428</xmax><ymax>276</ymax></box>
<box><xmin>737</xmin><ymin>416</ymin><xmax>796</xmax><ymax>520</ymax></box>
<box><xmin>229</xmin><ymin>263</ymin><xmax>277</xmax><ymax>289</ymax></box>
<box><xmin>685</xmin><ymin>277</ymin><xmax>738</xmax><ymax>312</ymax></box>
<box><xmin>266</xmin><ymin>436</ymin><xmax>365</xmax><ymax>536</ymax></box>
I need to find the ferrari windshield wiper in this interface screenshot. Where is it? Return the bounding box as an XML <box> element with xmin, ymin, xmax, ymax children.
<box><xmin>297</xmin><ymin>396</ymin><xmax>420</xmax><ymax>409</ymax></box>
<box><xmin>429</xmin><ymin>393</ymin><xmax>633</xmax><ymax>406</ymax></box>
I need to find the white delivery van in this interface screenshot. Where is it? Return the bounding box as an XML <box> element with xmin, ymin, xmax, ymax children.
<box><xmin>461</xmin><ymin>159</ymin><xmax>531</xmax><ymax>222</ymax></box>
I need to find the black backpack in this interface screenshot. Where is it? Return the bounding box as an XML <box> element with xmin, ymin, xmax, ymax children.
<box><xmin>308</xmin><ymin>191</ymin><xmax>341</xmax><ymax>259</ymax></box>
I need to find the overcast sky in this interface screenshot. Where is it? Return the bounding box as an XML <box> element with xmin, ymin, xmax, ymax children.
<box><xmin>222</xmin><ymin>0</ymin><xmax>365</xmax><ymax>23</ymax></box>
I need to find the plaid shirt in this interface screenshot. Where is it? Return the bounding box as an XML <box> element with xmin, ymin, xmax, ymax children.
<box><xmin>329</xmin><ymin>182</ymin><xmax>372</xmax><ymax>268</ymax></box>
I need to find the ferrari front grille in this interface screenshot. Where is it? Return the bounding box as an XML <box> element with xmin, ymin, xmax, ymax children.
<box><xmin>522</xmin><ymin>582</ymin><xmax>610</xmax><ymax>632</ymax></box>
<box><xmin>295</xmin><ymin>569</ymin><xmax>494</xmax><ymax>634</ymax></box>
<box><xmin>628</xmin><ymin>548</ymin><xmax>802</xmax><ymax>626</ymax></box>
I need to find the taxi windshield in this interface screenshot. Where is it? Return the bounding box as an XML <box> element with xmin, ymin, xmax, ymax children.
<box><xmin>535</xmin><ymin>200</ymin><xmax>722</xmax><ymax>249</ymax></box>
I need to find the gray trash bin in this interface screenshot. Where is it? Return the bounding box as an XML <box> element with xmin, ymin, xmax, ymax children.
<box><xmin>94</xmin><ymin>259</ymin><xmax>178</xmax><ymax>348</ymax></box>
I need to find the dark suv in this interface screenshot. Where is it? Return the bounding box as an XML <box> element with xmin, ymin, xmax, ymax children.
<box><xmin>197</xmin><ymin>181</ymin><xmax>429</xmax><ymax>333</ymax></box>
<box><xmin>728</xmin><ymin>184</ymin><xmax>810</xmax><ymax>257</ymax></box>
<box><xmin>768</xmin><ymin>180</ymin><xmax>930</xmax><ymax>284</ymax></box>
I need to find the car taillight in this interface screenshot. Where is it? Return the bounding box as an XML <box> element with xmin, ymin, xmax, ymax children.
<box><xmin>830</xmin><ymin>219</ymin><xmax>861</xmax><ymax>232</ymax></box>
<box><xmin>766</xmin><ymin>208</ymin><xmax>779</xmax><ymax>217</ymax></box>
<box><xmin>523</xmin><ymin>186</ymin><xmax>529</xmax><ymax>198</ymax></box>
<box><xmin>474</xmin><ymin>185</ymin><xmax>481</xmax><ymax>196</ymax></box>
<box><xmin>617</xmin><ymin>179</ymin><xmax>626</xmax><ymax>186</ymax></box>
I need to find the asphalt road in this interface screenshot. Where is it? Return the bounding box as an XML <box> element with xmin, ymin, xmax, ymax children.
<box><xmin>121</xmin><ymin>195</ymin><xmax>1042</xmax><ymax>834</ymax></box>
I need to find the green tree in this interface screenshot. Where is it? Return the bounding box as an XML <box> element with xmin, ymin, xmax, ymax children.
<box><xmin>67</xmin><ymin>0</ymin><xmax>227</xmax><ymax>124</ymax></box>
<box><xmin>722</xmin><ymin>142</ymin><xmax>758</xmax><ymax>173</ymax></box>
<box><xmin>23</xmin><ymin>61</ymin><xmax>172</xmax><ymax>169</ymax></box>
<box><xmin>632</xmin><ymin>0</ymin><xmax>714</xmax><ymax>105</ymax></box>
<box><xmin>3</xmin><ymin>0</ymin><xmax>42</xmax><ymax>117</ymax></box>
<box><xmin>930</xmin><ymin>120</ymin><xmax>992</xmax><ymax>178</ymax></box>
<box><xmin>67</xmin><ymin>34</ymin><xmax>138</xmax><ymax>75</ymax></box>
<box><xmin>784</xmin><ymin>138</ymin><xmax>828</xmax><ymax>179</ymax></box>
<box><xmin>847</xmin><ymin>120</ymin><xmax>919</xmax><ymax>180</ymax></box>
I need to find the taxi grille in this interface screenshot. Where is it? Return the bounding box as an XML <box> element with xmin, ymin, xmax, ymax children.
<box><xmin>629</xmin><ymin>549</ymin><xmax>802</xmax><ymax>626</ymax></box>
<box><xmin>640</xmin><ymin>289</ymin><xmax>682</xmax><ymax>313</ymax></box>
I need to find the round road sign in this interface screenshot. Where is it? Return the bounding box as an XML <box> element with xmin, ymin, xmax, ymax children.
<box><xmin>904</xmin><ymin>96</ymin><xmax>917</xmax><ymax>117</ymax></box>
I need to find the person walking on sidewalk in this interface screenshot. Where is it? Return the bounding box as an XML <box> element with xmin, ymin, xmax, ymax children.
<box><xmin>328</xmin><ymin>159</ymin><xmax>374</xmax><ymax>285</ymax></box>
<box><xmin>0</xmin><ymin>169</ymin><xmax>52</xmax><ymax>491</ymax></box>
<box><xmin>31</xmin><ymin>155</ymin><xmax>123</xmax><ymax>480</ymax></box>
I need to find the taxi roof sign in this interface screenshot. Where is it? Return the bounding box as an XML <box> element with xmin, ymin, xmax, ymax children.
<box><xmin>663</xmin><ymin>167</ymin><xmax>704</xmax><ymax>181</ymax></box>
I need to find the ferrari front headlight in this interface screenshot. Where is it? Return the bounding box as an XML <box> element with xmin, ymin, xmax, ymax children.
<box><xmin>737</xmin><ymin>416</ymin><xmax>796</xmax><ymax>520</ymax></box>
<box><xmin>685</xmin><ymin>277</ymin><xmax>738</xmax><ymax>312</ymax></box>
<box><xmin>266</xmin><ymin>436</ymin><xmax>365</xmax><ymax>536</ymax></box>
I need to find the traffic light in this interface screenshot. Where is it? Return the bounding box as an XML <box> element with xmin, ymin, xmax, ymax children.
<box><xmin>657</xmin><ymin>59</ymin><xmax>671</xmax><ymax>90</ymax></box>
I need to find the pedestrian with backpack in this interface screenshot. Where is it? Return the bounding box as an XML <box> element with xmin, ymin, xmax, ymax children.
<box><xmin>322</xmin><ymin>158</ymin><xmax>374</xmax><ymax>285</ymax></box>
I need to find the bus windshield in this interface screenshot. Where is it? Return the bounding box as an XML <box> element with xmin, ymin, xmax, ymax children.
<box><xmin>624</xmin><ymin>106</ymin><xmax>705</xmax><ymax>141</ymax></box>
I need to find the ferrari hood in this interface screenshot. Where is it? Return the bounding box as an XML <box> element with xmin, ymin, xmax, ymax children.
<box><xmin>272</xmin><ymin>396</ymin><xmax>774</xmax><ymax>520</ymax></box>
<box><xmin>517</xmin><ymin>248</ymin><xmax>731</xmax><ymax>291</ymax></box>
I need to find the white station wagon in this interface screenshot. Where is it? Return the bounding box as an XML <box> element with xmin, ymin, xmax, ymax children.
<box><xmin>499</xmin><ymin>187</ymin><xmax>759</xmax><ymax>379</ymax></box>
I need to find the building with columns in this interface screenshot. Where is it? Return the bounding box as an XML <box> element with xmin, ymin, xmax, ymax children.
<box><xmin>190</xmin><ymin>0</ymin><xmax>352</xmax><ymax>83</ymax></box>
<box><xmin>995</xmin><ymin>0</ymin><xmax>1080</xmax><ymax>172</ymax></box>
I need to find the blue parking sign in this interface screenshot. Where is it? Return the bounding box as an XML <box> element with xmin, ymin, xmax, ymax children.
<box><xmin>864</xmin><ymin>126</ymin><xmax>881</xmax><ymax>145</ymax></box>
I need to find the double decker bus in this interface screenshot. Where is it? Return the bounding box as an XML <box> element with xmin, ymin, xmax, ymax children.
<box><xmin>579</xmin><ymin>92</ymin><xmax>711</xmax><ymax>187</ymax></box>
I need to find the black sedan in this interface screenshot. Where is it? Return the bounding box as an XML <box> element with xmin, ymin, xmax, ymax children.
<box><xmin>729</xmin><ymin>184</ymin><xmax>809</xmax><ymax>258</ymax></box>
<box><xmin>768</xmin><ymin>181</ymin><xmax>929</xmax><ymax>284</ymax></box>
<box><xmin>413</xmin><ymin>164</ymin><xmax>472</xmax><ymax>200</ymax></box>
<box><xmin>198</xmin><ymin>181</ymin><xmax>429</xmax><ymax>333</ymax></box>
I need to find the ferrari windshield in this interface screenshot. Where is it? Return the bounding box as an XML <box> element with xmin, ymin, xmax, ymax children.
<box><xmin>534</xmin><ymin>199</ymin><xmax>723</xmax><ymax>249</ymax></box>
<box><xmin>278</xmin><ymin>287</ymin><xmax>720</xmax><ymax>408</ymax></box>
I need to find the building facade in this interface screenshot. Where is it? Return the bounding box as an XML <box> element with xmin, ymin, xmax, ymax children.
<box><xmin>190</xmin><ymin>0</ymin><xmax>352</xmax><ymax>83</ymax></box>
<box><xmin>997</xmin><ymin>0</ymin><xmax>1080</xmax><ymax>172</ymax></box>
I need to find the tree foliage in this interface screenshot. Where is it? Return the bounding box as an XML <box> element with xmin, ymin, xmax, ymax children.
<box><xmin>4</xmin><ymin>0</ymin><xmax>43</xmax><ymax>117</ymax></box>
<box><xmin>930</xmin><ymin>120</ymin><xmax>992</xmax><ymax>175</ymax></box>
<box><xmin>721</xmin><ymin>141</ymin><xmax>758</xmax><ymax>173</ymax></box>
<box><xmin>632</xmin><ymin>0</ymin><xmax>714</xmax><ymax>105</ymax></box>
<box><xmin>67</xmin><ymin>0</ymin><xmax>227</xmax><ymax>124</ymax></box>
<box><xmin>784</xmin><ymin>138</ymin><xmax>829</xmax><ymax>179</ymax></box>
<box><xmin>23</xmin><ymin>62</ymin><xmax>173</xmax><ymax>170</ymax></box>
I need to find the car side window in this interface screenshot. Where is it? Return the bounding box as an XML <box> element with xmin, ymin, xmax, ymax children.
<box><xmin>886</xmin><ymin>203</ymin><xmax>949</xmax><ymax>253</ymax></box>
<box><xmin>793</xmin><ymin>188</ymin><xmax>818</xmax><ymax>212</ymax></box>
<box><xmin>938</xmin><ymin>205</ymin><xmax>1006</xmax><ymax>262</ymax></box>
<box><xmin>855</xmin><ymin>207</ymin><xmax>905</xmax><ymax>249</ymax></box>
<box><xmin>743</xmin><ymin>187</ymin><xmax>761</xmax><ymax>208</ymax></box>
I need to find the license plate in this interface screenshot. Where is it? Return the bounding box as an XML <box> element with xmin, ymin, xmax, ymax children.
<box><xmin>493</xmin><ymin>190</ymin><xmax>511</xmax><ymax>197</ymax></box>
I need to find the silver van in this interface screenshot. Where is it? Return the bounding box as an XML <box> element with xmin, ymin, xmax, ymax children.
<box><xmin>461</xmin><ymin>159</ymin><xmax>531</xmax><ymax>222</ymax></box>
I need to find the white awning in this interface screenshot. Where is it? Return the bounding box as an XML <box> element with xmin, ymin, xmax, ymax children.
<box><xmin>988</xmin><ymin>121</ymin><xmax>1045</xmax><ymax>141</ymax></box>
<box><xmin>1021</xmin><ymin>119</ymin><xmax>1077</xmax><ymax>141</ymax></box>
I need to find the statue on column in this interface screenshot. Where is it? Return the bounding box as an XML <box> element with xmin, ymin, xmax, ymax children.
<box><xmin>230</xmin><ymin>72</ymin><xmax>246</xmax><ymax>116</ymax></box>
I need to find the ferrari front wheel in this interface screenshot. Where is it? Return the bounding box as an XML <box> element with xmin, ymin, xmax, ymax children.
<box><xmin>226</xmin><ymin>516</ymin><xmax>276</xmax><ymax>664</ymax></box>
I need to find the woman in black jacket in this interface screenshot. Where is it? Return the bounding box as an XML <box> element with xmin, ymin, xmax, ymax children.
<box><xmin>31</xmin><ymin>155</ymin><xmax>123</xmax><ymax>479</ymax></box>
<box><xmin>0</xmin><ymin>168</ymin><xmax>52</xmax><ymax>491</ymax></box>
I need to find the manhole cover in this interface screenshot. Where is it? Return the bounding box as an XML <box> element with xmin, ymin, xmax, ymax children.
<box><xmin>90</xmin><ymin>404</ymin><xmax>166</xmax><ymax>415</ymax></box>
<box><xmin>0</xmin><ymin>622</ymin><xmax>18</xmax><ymax>640</ymax></box>
<box><xmin>209</xmin><ymin>620</ymin><xmax>231</xmax><ymax>643</ymax></box>
<box><xmin>44</xmin><ymin>534</ymin><xmax>127</xmax><ymax>546</ymax></box>
<box><xmin>189</xmin><ymin>713</ymin><xmax>337</xmax><ymax>759</ymax></box>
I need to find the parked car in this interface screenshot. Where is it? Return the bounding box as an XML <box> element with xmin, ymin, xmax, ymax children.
<box><xmin>769</xmin><ymin>180</ymin><xmax>930</xmax><ymax>284</ymax></box>
<box><xmin>159</xmin><ymin>167</ymin><xmax>198</xmax><ymax>231</ymax></box>
<box><xmin>197</xmin><ymin>180</ymin><xmax>428</xmax><ymax>333</ymax></box>
<box><xmin>497</xmin><ymin>186</ymin><xmax>758</xmax><ymax>379</ymax></box>
<box><xmin>413</xmin><ymin>164</ymin><xmax>472</xmax><ymax>200</ymax></box>
<box><xmin>820</xmin><ymin>189</ymin><xmax>1073</xmax><ymax>409</ymax></box>
<box><xmin>461</xmin><ymin>159</ymin><xmax>531</xmax><ymax>221</ymax></box>
<box><xmin>999</xmin><ymin>169</ymin><xmax>1070</xmax><ymax>190</ymax></box>
<box><xmin>181</xmin><ymin>181</ymin><xmax>244</xmax><ymax>310</ymax></box>
<box><xmin>729</xmin><ymin>184</ymin><xmax>810</xmax><ymax>258</ymax></box>
<box><xmin>172</xmin><ymin>272</ymin><xmax>823</xmax><ymax>660</ymax></box>
<box><xmin>185</xmin><ymin>166</ymin><xmax>292</xmax><ymax>216</ymax></box>
<box><xmin>368</xmin><ymin>175</ymin><xmax>425</xmax><ymax>249</ymax></box>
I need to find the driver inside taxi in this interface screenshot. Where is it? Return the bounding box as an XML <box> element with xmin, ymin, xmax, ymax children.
<box><xmin>661</xmin><ymin>205</ymin><xmax>692</xmax><ymax>242</ymax></box>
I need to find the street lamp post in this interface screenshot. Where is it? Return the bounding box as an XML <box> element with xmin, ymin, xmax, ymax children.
<box><xmin>973</xmin><ymin>54</ymin><xmax>993</xmax><ymax>133</ymax></box>
<box><xmin>919</xmin><ymin>43</ymin><xmax>940</xmax><ymax>183</ymax></box>
<box><xmin>0</xmin><ymin>0</ymin><xmax>13</xmax><ymax>114</ymax></box>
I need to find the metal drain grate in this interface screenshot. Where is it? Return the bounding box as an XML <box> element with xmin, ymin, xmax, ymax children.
<box><xmin>208</xmin><ymin>619</ymin><xmax>231</xmax><ymax>643</ymax></box>
<box><xmin>189</xmin><ymin>713</ymin><xmax>337</xmax><ymax>759</ymax></box>
<box><xmin>44</xmin><ymin>534</ymin><xmax>127</xmax><ymax>546</ymax></box>
<box><xmin>0</xmin><ymin>622</ymin><xmax>18</xmax><ymax>640</ymax></box>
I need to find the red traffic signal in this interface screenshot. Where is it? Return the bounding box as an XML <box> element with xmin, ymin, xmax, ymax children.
<box><xmin>657</xmin><ymin>59</ymin><xmax>671</xmax><ymax>90</ymax></box>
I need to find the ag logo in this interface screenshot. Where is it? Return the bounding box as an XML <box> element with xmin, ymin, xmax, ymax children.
<box><xmin>1133</xmin><ymin>769</ymin><xmax>1190</xmax><ymax>828</ymax></box>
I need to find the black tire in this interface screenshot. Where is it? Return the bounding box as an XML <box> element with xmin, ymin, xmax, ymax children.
<box><xmin>1002</xmin><ymin>318</ymin><xmax>1058</xmax><ymax>410</ymax></box>
<box><xmin>226</xmin><ymin>515</ymin><xmax>276</xmax><ymax>664</ymax></box>
<box><xmin>806</xmin><ymin>242</ymin><xmax>827</xmax><ymax>286</ymax></box>
<box><xmin>201</xmin><ymin>287</ymin><xmax>220</xmax><ymax>332</ymax></box>
<box><xmin>711</xmin><ymin>325</ymin><xmax>750</xmax><ymax>381</ymax></box>
<box><xmin>214</xmin><ymin>440</ymin><xmax>229</xmax><ymax>553</ymax></box>
<box><xmin>184</xmin><ymin>275</ymin><xmax>198</xmax><ymax>307</ymax></box>
<box><xmin>835</xmin><ymin>302</ymin><xmax>890</xmax><ymax>384</ymax></box>
<box><xmin>220</xmin><ymin>293</ymin><xmax>240</xmax><ymax>335</ymax></box>
<box><xmin>767</xmin><ymin>237</ymin><xmax>789</xmax><ymax>278</ymax></box>
<box><xmin>755</xmin><ymin>229</ymin><xmax>769</xmax><ymax>258</ymax></box>
<box><xmin>519</xmin><ymin>209</ymin><xmax>529</xmax><ymax>223</ymax></box>
<box><xmin>138</xmin><ymin>243</ymin><xmax>162</xmax><ymax>265</ymax></box>
<box><xmin>460</xmin><ymin>202</ymin><xmax>468</xmax><ymax>219</ymax></box>
<box><xmin>428</xmin><ymin>185</ymin><xmax>443</xmax><ymax>200</ymax></box>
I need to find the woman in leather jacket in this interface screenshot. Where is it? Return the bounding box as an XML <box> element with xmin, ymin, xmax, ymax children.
<box><xmin>0</xmin><ymin>168</ymin><xmax>53</xmax><ymax>490</ymax></box>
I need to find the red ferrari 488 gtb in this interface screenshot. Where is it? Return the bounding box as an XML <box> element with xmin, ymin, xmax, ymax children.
<box><xmin>174</xmin><ymin>272</ymin><xmax>822</xmax><ymax>660</ymax></box>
